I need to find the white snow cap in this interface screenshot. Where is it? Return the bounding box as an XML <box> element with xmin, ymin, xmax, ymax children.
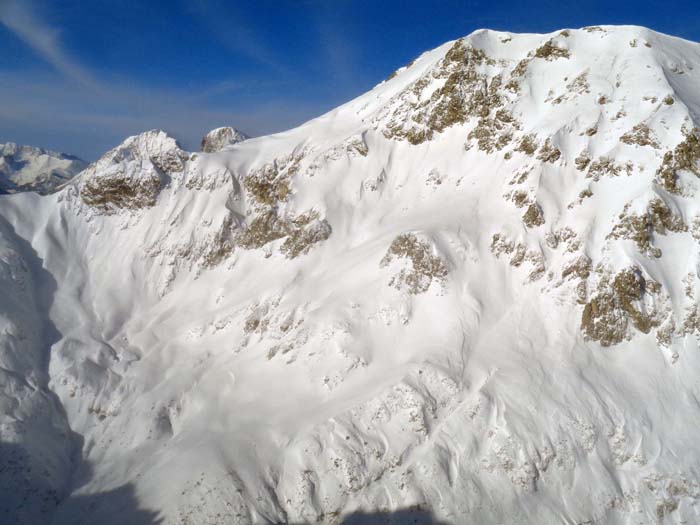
<box><xmin>0</xmin><ymin>142</ymin><xmax>86</xmax><ymax>194</ymax></box>
<box><xmin>98</xmin><ymin>129</ymin><xmax>183</xmax><ymax>162</ymax></box>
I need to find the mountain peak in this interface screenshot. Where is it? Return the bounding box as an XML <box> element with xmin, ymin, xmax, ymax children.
<box><xmin>2</xmin><ymin>26</ymin><xmax>700</xmax><ymax>525</ymax></box>
<box><xmin>76</xmin><ymin>129</ymin><xmax>192</xmax><ymax>213</ymax></box>
<box><xmin>105</xmin><ymin>129</ymin><xmax>182</xmax><ymax>160</ymax></box>
<box><xmin>200</xmin><ymin>126</ymin><xmax>249</xmax><ymax>153</ymax></box>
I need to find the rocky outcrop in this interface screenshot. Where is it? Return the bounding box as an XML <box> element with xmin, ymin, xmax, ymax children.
<box><xmin>200</xmin><ymin>127</ymin><xmax>248</xmax><ymax>153</ymax></box>
<box><xmin>80</xmin><ymin>166</ymin><xmax>163</xmax><ymax>212</ymax></box>
<box><xmin>581</xmin><ymin>267</ymin><xmax>668</xmax><ymax>346</ymax></box>
<box><xmin>79</xmin><ymin>130</ymin><xmax>187</xmax><ymax>213</ymax></box>
<box><xmin>381</xmin><ymin>233</ymin><xmax>448</xmax><ymax>294</ymax></box>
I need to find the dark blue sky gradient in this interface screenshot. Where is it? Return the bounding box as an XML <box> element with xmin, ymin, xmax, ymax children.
<box><xmin>1</xmin><ymin>0</ymin><xmax>699</xmax><ymax>158</ymax></box>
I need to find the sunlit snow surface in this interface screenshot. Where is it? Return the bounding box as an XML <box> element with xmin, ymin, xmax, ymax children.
<box><xmin>1</xmin><ymin>26</ymin><xmax>700</xmax><ymax>524</ymax></box>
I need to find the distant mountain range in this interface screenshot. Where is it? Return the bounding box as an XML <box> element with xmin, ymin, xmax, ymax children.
<box><xmin>0</xmin><ymin>142</ymin><xmax>87</xmax><ymax>195</ymax></box>
<box><xmin>0</xmin><ymin>127</ymin><xmax>248</xmax><ymax>196</ymax></box>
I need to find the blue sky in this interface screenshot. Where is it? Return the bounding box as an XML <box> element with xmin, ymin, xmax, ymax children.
<box><xmin>1</xmin><ymin>0</ymin><xmax>699</xmax><ymax>159</ymax></box>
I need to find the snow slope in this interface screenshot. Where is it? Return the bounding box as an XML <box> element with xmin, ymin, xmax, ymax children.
<box><xmin>0</xmin><ymin>143</ymin><xmax>87</xmax><ymax>195</ymax></box>
<box><xmin>1</xmin><ymin>25</ymin><xmax>700</xmax><ymax>524</ymax></box>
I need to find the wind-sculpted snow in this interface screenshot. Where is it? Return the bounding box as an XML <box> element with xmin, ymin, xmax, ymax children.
<box><xmin>1</xmin><ymin>25</ymin><xmax>700</xmax><ymax>524</ymax></box>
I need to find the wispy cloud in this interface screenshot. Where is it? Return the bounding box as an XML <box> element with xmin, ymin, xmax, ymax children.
<box><xmin>0</xmin><ymin>1</ymin><xmax>327</xmax><ymax>158</ymax></box>
<box><xmin>0</xmin><ymin>68</ymin><xmax>327</xmax><ymax>159</ymax></box>
<box><xmin>184</xmin><ymin>0</ymin><xmax>288</xmax><ymax>74</ymax></box>
<box><xmin>0</xmin><ymin>0</ymin><xmax>101</xmax><ymax>90</ymax></box>
<box><xmin>314</xmin><ymin>8</ymin><xmax>358</xmax><ymax>89</ymax></box>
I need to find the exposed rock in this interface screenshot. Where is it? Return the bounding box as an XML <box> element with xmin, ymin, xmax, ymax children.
<box><xmin>81</xmin><ymin>167</ymin><xmax>162</xmax><ymax>212</ymax></box>
<box><xmin>562</xmin><ymin>254</ymin><xmax>592</xmax><ymax>280</ymax></box>
<box><xmin>586</xmin><ymin>156</ymin><xmax>631</xmax><ymax>180</ymax></box>
<box><xmin>380</xmin><ymin>40</ymin><xmax>510</xmax><ymax>145</ymax></box>
<box><xmin>235</xmin><ymin>210</ymin><xmax>289</xmax><ymax>250</ymax></box>
<box><xmin>515</xmin><ymin>134</ymin><xmax>539</xmax><ymax>156</ymax></box>
<box><xmin>534</xmin><ymin>39</ymin><xmax>571</xmax><ymax>60</ymax></box>
<box><xmin>574</xmin><ymin>153</ymin><xmax>591</xmax><ymax>171</ymax></box>
<box><xmin>244</xmin><ymin>173</ymin><xmax>291</xmax><ymax>207</ymax></box>
<box><xmin>620</xmin><ymin>123</ymin><xmax>660</xmax><ymax>148</ymax></box>
<box><xmin>490</xmin><ymin>232</ymin><xmax>545</xmax><ymax>281</ymax></box>
<box><xmin>200</xmin><ymin>127</ymin><xmax>249</xmax><ymax>153</ymax></box>
<box><xmin>536</xmin><ymin>139</ymin><xmax>561</xmax><ymax>163</ymax></box>
<box><xmin>522</xmin><ymin>202</ymin><xmax>545</xmax><ymax>227</ymax></box>
<box><xmin>235</xmin><ymin>210</ymin><xmax>331</xmax><ymax>259</ymax></box>
<box><xmin>280</xmin><ymin>215</ymin><xmax>332</xmax><ymax>259</ymax></box>
<box><xmin>381</xmin><ymin>233</ymin><xmax>448</xmax><ymax>294</ymax></box>
<box><xmin>656</xmin><ymin>127</ymin><xmax>700</xmax><ymax>193</ymax></box>
<box><xmin>235</xmin><ymin>151</ymin><xmax>331</xmax><ymax>258</ymax></box>
<box><xmin>243</xmin><ymin>156</ymin><xmax>300</xmax><ymax>207</ymax></box>
<box><xmin>582</xmin><ymin>267</ymin><xmax>666</xmax><ymax>346</ymax></box>
<box><xmin>79</xmin><ymin>130</ymin><xmax>185</xmax><ymax>212</ymax></box>
<box><xmin>200</xmin><ymin>214</ymin><xmax>237</xmax><ymax>268</ymax></box>
<box><xmin>506</xmin><ymin>189</ymin><xmax>531</xmax><ymax>208</ymax></box>
<box><xmin>608</xmin><ymin>198</ymin><xmax>687</xmax><ymax>257</ymax></box>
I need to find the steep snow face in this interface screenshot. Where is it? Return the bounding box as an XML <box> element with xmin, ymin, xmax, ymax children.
<box><xmin>2</xmin><ymin>25</ymin><xmax>700</xmax><ymax>524</ymax></box>
<box><xmin>201</xmin><ymin>127</ymin><xmax>249</xmax><ymax>153</ymax></box>
<box><xmin>0</xmin><ymin>216</ymin><xmax>76</xmax><ymax>524</ymax></box>
<box><xmin>0</xmin><ymin>143</ymin><xmax>86</xmax><ymax>194</ymax></box>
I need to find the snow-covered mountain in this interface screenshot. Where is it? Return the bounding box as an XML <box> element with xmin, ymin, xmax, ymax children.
<box><xmin>0</xmin><ymin>143</ymin><xmax>87</xmax><ymax>195</ymax></box>
<box><xmin>2</xmin><ymin>25</ymin><xmax>700</xmax><ymax>524</ymax></box>
<box><xmin>201</xmin><ymin>127</ymin><xmax>249</xmax><ymax>153</ymax></box>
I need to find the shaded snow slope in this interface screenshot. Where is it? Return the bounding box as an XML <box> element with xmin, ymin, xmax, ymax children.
<box><xmin>1</xmin><ymin>25</ymin><xmax>700</xmax><ymax>524</ymax></box>
<box><xmin>0</xmin><ymin>143</ymin><xmax>87</xmax><ymax>195</ymax></box>
<box><xmin>0</xmin><ymin>215</ymin><xmax>77</xmax><ymax>523</ymax></box>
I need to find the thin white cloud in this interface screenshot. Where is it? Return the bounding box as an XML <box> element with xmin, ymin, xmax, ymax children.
<box><xmin>185</xmin><ymin>0</ymin><xmax>290</xmax><ymax>75</ymax></box>
<box><xmin>0</xmin><ymin>1</ymin><xmax>338</xmax><ymax>159</ymax></box>
<box><xmin>0</xmin><ymin>0</ymin><xmax>101</xmax><ymax>90</ymax></box>
<box><xmin>314</xmin><ymin>10</ymin><xmax>357</xmax><ymax>87</ymax></box>
<box><xmin>0</xmin><ymin>69</ymin><xmax>329</xmax><ymax>159</ymax></box>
